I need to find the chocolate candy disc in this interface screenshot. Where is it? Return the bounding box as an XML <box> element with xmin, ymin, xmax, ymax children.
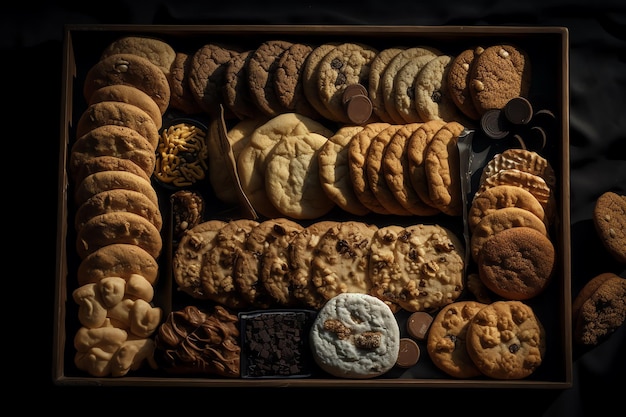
<box><xmin>395</xmin><ymin>338</ymin><xmax>420</xmax><ymax>368</ymax></box>
<box><xmin>342</xmin><ymin>83</ymin><xmax>368</xmax><ymax>104</ymax></box>
<box><xmin>406</xmin><ymin>311</ymin><xmax>433</xmax><ymax>340</ymax></box>
<box><xmin>345</xmin><ymin>94</ymin><xmax>372</xmax><ymax>124</ymax></box>
<box><xmin>480</xmin><ymin>108</ymin><xmax>510</xmax><ymax>140</ymax></box>
<box><xmin>504</xmin><ymin>96</ymin><xmax>533</xmax><ymax>125</ymax></box>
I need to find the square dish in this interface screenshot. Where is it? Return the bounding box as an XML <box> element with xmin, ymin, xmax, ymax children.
<box><xmin>54</xmin><ymin>24</ymin><xmax>571</xmax><ymax>388</ymax></box>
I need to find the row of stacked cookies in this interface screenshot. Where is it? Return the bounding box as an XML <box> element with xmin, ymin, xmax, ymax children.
<box><xmin>69</xmin><ymin>45</ymin><xmax>173</xmax><ymax>376</ymax></box>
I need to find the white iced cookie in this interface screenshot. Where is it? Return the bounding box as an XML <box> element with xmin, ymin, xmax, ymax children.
<box><xmin>309</xmin><ymin>292</ymin><xmax>400</xmax><ymax>379</ymax></box>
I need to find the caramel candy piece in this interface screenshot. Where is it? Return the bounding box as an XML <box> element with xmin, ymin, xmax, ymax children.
<box><xmin>395</xmin><ymin>338</ymin><xmax>420</xmax><ymax>368</ymax></box>
<box><xmin>406</xmin><ymin>311</ymin><xmax>434</xmax><ymax>340</ymax></box>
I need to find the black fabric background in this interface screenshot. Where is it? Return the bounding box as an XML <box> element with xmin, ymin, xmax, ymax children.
<box><xmin>4</xmin><ymin>1</ymin><xmax>624</xmax><ymax>414</ymax></box>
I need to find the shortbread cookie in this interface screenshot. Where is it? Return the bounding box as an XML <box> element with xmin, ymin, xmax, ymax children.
<box><xmin>311</xmin><ymin>221</ymin><xmax>378</xmax><ymax>301</ymax></box>
<box><xmin>247</xmin><ymin>40</ymin><xmax>293</xmax><ymax>117</ymax></box>
<box><xmin>237</xmin><ymin>113</ymin><xmax>333</xmax><ymax>218</ymax></box>
<box><xmin>88</xmin><ymin>84</ymin><xmax>162</xmax><ymax>129</ymax></box>
<box><xmin>470</xmin><ymin>207</ymin><xmax>548</xmax><ymax>262</ymax></box>
<box><xmin>83</xmin><ymin>53</ymin><xmax>170</xmax><ymax>115</ymax></box>
<box><xmin>76</xmin><ymin>101</ymin><xmax>160</xmax><ymax>150</ymax></box>
<box><xmin>365</xmin><ymin>124</ymin><xmax>412</xmax><ymax>215</ymax></box>
<box><xmin>478</xmin><ymin>227</ymin><xmax>555</xmax><ymax>300</ymax></box>
<box><xmin>69</xmin><ymin>125</ymin><xmax>156</xmax><ymax>182</ymax></box>
<box><xmin>415</xmin><ymin>54</ymin><xmax>465</xmax><ymax>123</ymax></box>
<box><xmin>289</xmin><ymin>220</ymin><xmax>340</xmax><ymax>310</ymax></box>
<box><xmin>167</xmin><ymin>51</ymin><xmax>204</xmax><ymax>115</ymax></box>
<box><xmin>259</xmin><ymin>219</ymin><xmax>304</xmax><ymax>306</ymax></box>
<box><xmin>188</xmin><ymin>43</ymin><xmax>241</xmax><ymax>118</ymax></box>
<box><xmin>348</xmin><ymin>122</ymin><xmax>393</xmax><ymax>214</ymax></box>
<box><xmin>302</xmin><ymin>43</ymin><xmax>341</xmax><ymax>120</ymax></box>
<box><xmin>172</xmin><ymin>220</ymin><xmax>227</xmax><ymax>300</ymax></box>
<box><xmin>100</xmin><ymin>35</ymin><xmax>176</xmax><ymax>76</ymax></box>
<box><xmin>70</xmin><ymin>155</ymin><xmax>151</xmax><ymax>189</ymax></box>
<box><xmin>479</xmin><ymin>148</ymin><xmax>556</xmax><ymax>190</ymax></box>
<box><xmin>265</xmin><ymin>133</ymin><xmax>335</xmax><ymax>219</ymax></box>
<box><xmin>317</xmin><ymin>125</ymin><xmax>369</xmax><ymax>216</ymax></box>
<box><xmin>424</xmin><ymin>121</ymin><xmax>466</xmax><ymax>216</ymax></box>
<box><xmin>222</xmin><ymin>50</ymin><xmax>261</xmax><ymax>120</ymax></box>
<box><xmin>316</xmin><ymin>42</ymin><xmax>379</xmax><ymax>123</ymax></box>
<box><xmin>310</xmin><ymin>292</ymin><xmax>400</xmax><ymax>379</ymax></box>
<box><xmin>273</xmin><ymin>42</ymin><xmax>317</xmax><ymax>118</ymax></box>
<box><xmin>201</xmin><ymin>219</ymin><xmax>259</xmax><ymax>309</ymax></box>
<box><xmin>368</xmin><ymin>47</ymin><xmax>406</xmax><ymax>123</ymax></box>
<box><xmin>77</xmin><ymin>243</ymin><xmax>159</xmax><ymax>287</ymax></box>
<box><xmin>468</xmin><ymin>184</ymin><xmax>546</xmax><ymax>232</ymax></box>
<box><xmin>75</xmin><ymin>188</ymin><xmax>163</xmax><ymax>233</ymax></box>
<box><xmin>447</xmin><ymin>46</ymin><xmax>484</xmax><ymax>121</ymax></box>
<box><xmin>74</xmin><ymin>170</ymin><xmax>159</xmax><ymax>208</ymax></box>
<box><xmin>593</xmin><ymin>191</ymin><xmax>626</xmax><ymax>263</ymax></box>
<box><xmin>572</xmin><ymin>272</ymin><xmax>626</xmax><ymax>345</ymax></box>
<box><xmin>469</xmin><ymin>44</ymin><xmax>532</xmax><ymax>115</ymax></box>
<box><xmin>466</xmin><ymin>301</ymin><xmax>546</xmax><ymax>379</ymax></box>
<box><xmin>394</xmin><ymin>54</ymin><xmax>437</xmax><ymax>123</ymax></box>
<box><xmin>392</xmin><ymin>224</ymin><xmax>465</xmax><ymax>313</ymax></box>
<box><xmin>381</xmin><ymin>46</ymin><xmax>440</xmax><ymax>124</ymax></box>
<box><xmin>76</xmin><ymin>211</ymin><xmax>162</xmax><ymax>260</ymax></box>
<box><xmin>406</xmin><ymin>119</ymin><xmax>446</xmax><ymax>211</ymax></box>
<box><xmin>382</xmin><ymin>123</ymin><xmax>440</xmax><ymax>216</ymax></box>
<box><xmin>426</xmin><ymin>301</ymin><xmax>487</xmax><ymax>378</ymax></box>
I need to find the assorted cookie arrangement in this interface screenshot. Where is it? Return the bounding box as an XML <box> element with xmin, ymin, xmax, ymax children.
<box><xmin>64</xmin><ymin>32</ymin><xmax>595</xmax><ymax>383</ymax></box>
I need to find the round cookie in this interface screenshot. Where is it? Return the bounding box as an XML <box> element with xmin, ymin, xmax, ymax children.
<box><xmin>381</xmin><ymin>46</ymin><xmax>440</xmax><ymax>124</ymax></box>
<box><xmin>167</xmin><ymin>51</ymin><xmax>204</xmax><ymax>115</ymax></box>
<box><xmin>478</xmin><ymin>226</ymin><xmax>555</xmax><ymax>300</ymax></box>
<box><xmin>188</xmin><ymin>43</ymin><xmax>241</xmax><ymax>118</ymax></box>
<box><xmin>74</xmin><ymin>170</ymin><xmax>159</xmax><ymax>208</ymax></box>
<box><xmin>69</xmin><ymin>125</ymin><xmax>156</xmax><ymax>182</ymax></box>
<box><xmin>316</xmin><ymin>42</ymin><xmax>379</xmax><ymax>123</ymax></box>
<box><xmin>76</xmin><ymin>211</ymin><xmax>163</xmax><ymax>260</ymax></box>
<box><xmin>447</xmin><ymin>46</ymin><xmax>484</xmax><ymax>121</ymax></box>
<box><xmin>368</xmin><ymin>47</ymin><xmax>407</xmax><ymax>123</ymax></box>
<box><xmin>237</xmin><ymin>113</ymin><xmax>333</xmax><ymax>218</ymax></box>
<box><xmin>382</xmin><ymin>122</ymin><xmax>440</xmax><ymax>216</ymax></box>
<box><xmin>470</xmin><ymin>206</ymin><xmax>548</xmax><ymax>262</ymax></box>
<box><xmin>414</xmin><ymin>54</ymin><xmax>466</xmax><ymax>123</ymax></box>
<box><xmin>222</xmin><ymin>49</ymin><xmax>262</xmax><ymax>120</ymax></box>
<box><xmin>77</xmin><ymin>243</ymin><xmax>159</xmax><ymax>287</ymax></box>
<box><xmin>468</xmin><ymin>184</ymin><xmax>546</xmax><ymax>232</ymax></box>
<box><xmin>348</xmin><ymin>122</ymin><xmax>393</xmax><ymax>215</ymax></box>
<box><xmin>311</xmin><ymin>221</ymin><xmax>378</xmax><ymax>302</ymax></box>
<box><xmin>309</xmin><ymin>292</ymin><xmax>400</xmax><ymax>379</ymax></box>
<box><xmin>466</xmin><ymin>300</ymin><xmax>546</xmax><ymax>379</ymax></box>
<box><xmin>172</xmin><ymin>220</ymin><xmax>227</xmax><ymax>300</ymax></box>
<box><xmin>368</xmin><ymin>225</ymin><xmax>405</xmax><ymax>307</ymax></box>
<box><xmin>76</xmin><ymin>101</ymin><xmax>160</xmax><ymax>150</ymax></box>
<box><xmin>393</xmin><ymin>54</ymin><xmax>438</xmax><ymax>123</ymax></box>
<box><xmin>100</xmin><ymin>35</ymin><xmax>176</xmax><ymax>76</ymax></box>
<box><xmin>406</xmin><ymin>119</ymin><xmax>446</xmax><ymax>211</ymax></box>
<box><xmin>391</xmin><ymin>224</ymin><xmax>465</xmax><ymax>313</ymax></box>
<box><xmin>423</xmin><ymin>121</ymin><xmax>467</xmax><ymax>216</ymax></box>
<box><xmin>469</xmin><ymin>44</ymin><xmax>532</xmax><ymax>115</ymax></box>
<box><xmin>426</xmin><ymin>301</ymin><xmax>488</xmax><ymax>378</ymax></box>
<box><xmin>479</xmin><ymin>148</ymin><xmax>556</xmax><ymax>191</ymax></box>
<box><xmin>273</xmin><ymin>42</ymin><xmax>317</xmax><ymax>118</ymax></box>
<box><xmin>201</xmin><ymin>219</ymin><xmax>259</xmax><ymax>309</ymax></box>
<box><xmin>75</xmin><ymin>188</ymin><xmax>163</xmax><ymax>233</ymax></box>
<box><xmin>83</xmin><ymin>53</ymin><xmax>171</xmax><ymax>115</ymax></box>
<box><xmin>317</xmin><ymin>125</ymin><xmax>369</xmax><ymax>216</ymax></box>
<box><xmin>301</xmin><ymin>43</ymin><xmax>341</xmax><ymax>120</ymax></box>
<box><xmin>264</xmin><ymin>133</ymin><xmax>335</xmax><ymax>220</ymax></box>
<box><xmin>70</xmin><ymin>155</ymin><xmax>151</xmax><ymax>189</ymax></box>
<box><xmin>572</xmin><ymin>272</ymin><xmax>626</xmax><ymax>345</ymax></box>
<box><xmin>365</xmin><ymin>124</ymin><xmax>413</xmax><ymax>216</ymax></box>
<box><xmin>88</xmin><ymin>84</ymin><xmax>162</xmax><ymax>129</ymax></box>
<box><xmin>247</xmin><ymin>40</ymin><xmax>293</xmax><ymax>117</ymax></box>
<box><xmin>593</xmin><ymin>191</ymin><xmax>626</xmax><ymax>263</ymax></box>
<box><xmin>288</xmin><ymin>220</ymin><xmax>340</xmax><ymax>310</ymax></box>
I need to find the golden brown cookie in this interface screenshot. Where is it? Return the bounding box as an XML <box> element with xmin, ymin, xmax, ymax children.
<box><xmin>593</xmin><ymin>191</ymin><xmax>626</xmax><ymax>263</ymax></box>
<box><xmin>83</xmin><ymin>53</ymin><xmax>171</xmax><ymax>115</ymax></box>
<box><xmin>74</xmin><ymin>170</ymin><xmax>159</xmax><ymax>208</ymax></box>
<box><xmin>70</xmin><ymin>155</ymin><xmax>152</xmax><ymax>190</ymax></box>
<box><xmin>302</xmin><ymin>43</ymin><xmax>341</xmax><ymax>120</ymax></box>
<box><xmin>466</xmin><ymin>301</ymin><xmax>546</xmax><ymax>379</ymax></box>
<box><xmin>572</xmin><ymin>272</ymin><xmax>626</xmax><ymax>345</ymax></box>
<box><xmin>88</xmin><ymin>84</ymin><xmax>162</xmax><ymax>129</ymax></box>
<box><xmin>478</xmin><ymin>226</ymin><xmax>555</xmax><ymax>300</ymax></box>
<box><xmin>479</xmin><ymin>148</ymin><xmax>556</xmax><ymax>191</ymax></box>
<box><xmin>247</xmin><ymin>40</ymin><xmax>293</xmax><ymax>117</ymax></box>
<box><xmin>368</xmin><ymin>225</ymin><xmax>405</xmax><ymax>307</ymax></box>
<box><xmin>167</xmin><ymin>51</ymin><xmax>204</xmax><ymax>115</ymax></box>
<box><xmin>414</xmin><ymin>54</ymin><xmax>466</xmax><ymax>123</ymax></box>
<box><xmin>469</xmin><ymin>44</ymin><xmax>532</xmax><ymax>115</ymax></box>
<box><xmin>100</xmin><ymin>35</ymin><xmax>176</xmax><ymax>76</ymax></box>
<box><xmin>368</xmin><ymin>47</ymin><xmax>407</xmax><ymax>123</ymax></box>
<box><xmin>77</xmin><ymin>243</ymin><xmax>159</xmax><ymax>287</ymax></box>
<box><xmin>426</xmin><ymin>301</ymin><xmax>488</xmax><ymax>378</ymax></box>
<box><xmin>393</xmin><ymin>54</ymin><xmax>438</xmax><ymax>123</ymax></box>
